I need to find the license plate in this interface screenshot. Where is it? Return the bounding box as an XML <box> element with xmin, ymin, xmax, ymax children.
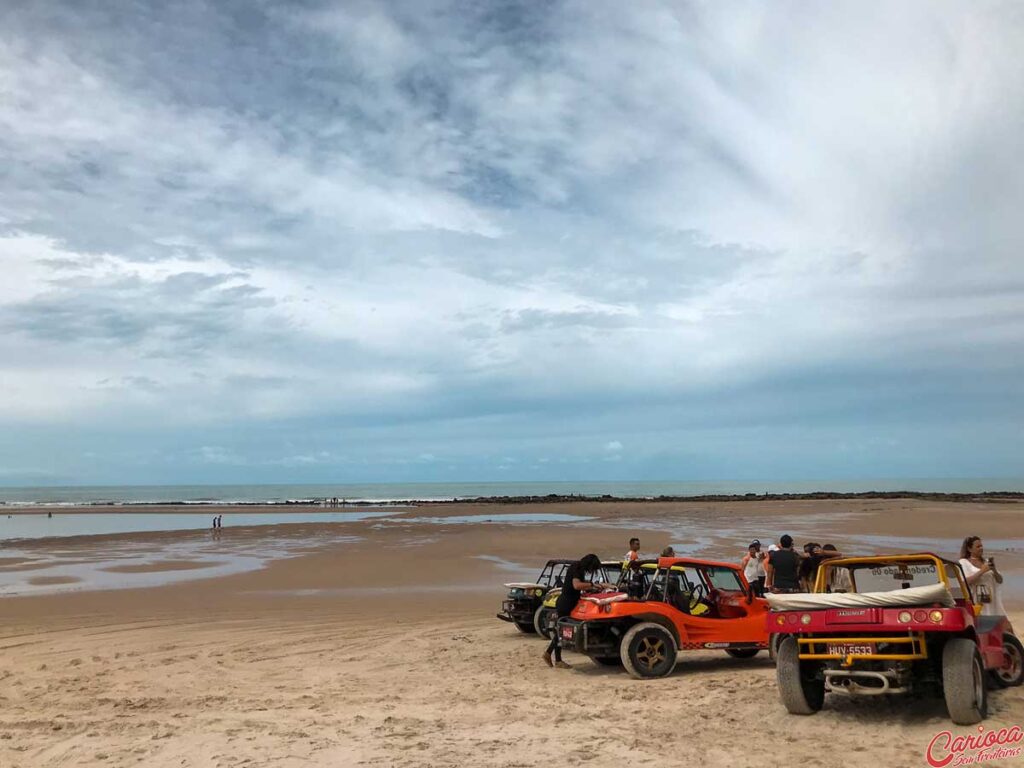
<box><xmin>827</xmin><ymin>643</ymin><xmax>873</xmax><ymax>656</ymax></box>
<box><xmin>561</xmin><ymin>625</ymin><xmax>575</xmax><ymax>641</ymax></box>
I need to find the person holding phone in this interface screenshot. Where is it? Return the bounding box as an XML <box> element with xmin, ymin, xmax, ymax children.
<box><xmin>959</xmin><ymin>536</ymin><xmax>1007</xmax><ymax>619</ymax></box>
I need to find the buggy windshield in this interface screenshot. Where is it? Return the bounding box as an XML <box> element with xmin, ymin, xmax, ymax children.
<box><xmin>821</xmin><ymin>557</ymin><xmax>969</xmax><ymax>601</ymax></box>
<box><xmin>702</xmin><ymin>566</ymin><xmax>746</xmax><ymax>593</ymax></box>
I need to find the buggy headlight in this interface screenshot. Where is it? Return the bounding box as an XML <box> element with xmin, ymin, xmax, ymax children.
<box><xmin>535</xmin><ymin>589</ymin><xmax>543</xmax><ymax>597</ymax></box>
<box><xmin>929</xmin><ymin>610</ymin><xmax>943</xmax><ymax>623</ymax></box>
<box><xmin>800</xmin><ymin>613</ymin><xmax>812</xmax><ymax>625</ymax></box>
<box><xmin>898</xmin><ymin>611</ymin><xmax>912</xmax><ymax>623</ymax></box>
<box><xmin>776</xmin><ymin>615</ymin><xmax>786</xmax><ymax>626</ymax></box>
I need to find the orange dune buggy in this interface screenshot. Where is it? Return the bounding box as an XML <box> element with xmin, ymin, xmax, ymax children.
<box><xmin>556</xmin><ymin>556</ymin><xmax>771</xmax><ymax>678</ymax></box>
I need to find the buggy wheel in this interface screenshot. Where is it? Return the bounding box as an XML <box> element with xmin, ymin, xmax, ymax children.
<box><xmin>592</xmin><ymin>656</ymin><xmax>623</xmax><ymax>667</ymax></box>
<box><xmin>620</xmin><ymin>622</ymin><xmax>677</xmax><ymax>679</ymax></box>
<box><xmin>533</xmin><ymin>605</ymin><xmax>555</xmax><ymax>639</ymax></box>
<box><xmin>990</xmin><ymin>633</ymin><xmax>1024</xmax><ymax>689</ymax></box>
<box><xmin>514</xmin><ymin>620</ymin><xmax>535</xmax><ymax>634</ymax></box>
<box><xmin>725</xmin><ymin>648</ymin><xmax>760</xmax><ymax>659</ymax></box>
<box><xmin>943</xmin><ymin>638</ymin><xmax>988</xmax><ymax>725</ymax></box>
<box><xmin>776</xmin><ymin>636</ymin><xmax>824</xmax><ymax>715</ymax></box>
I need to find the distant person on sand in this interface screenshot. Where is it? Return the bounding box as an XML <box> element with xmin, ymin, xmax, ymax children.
<box><xmin>741</xmin><ymin>540</ymin><xmax>766</xmax><ymax>596</ymax></box>
<box><xmin>624</xmin><ymin>538</ymin><xmax>640</xmax><ymax>563</ymax></box>
<box><xmin>543</xmin><ymin>554</ymin><xmax>615</xmax><ymax>670</ymax></box>
<box><xmin>959</xmin><ymin>536</ymin><xmax>1007</xmax><ymax>618</ymax></box>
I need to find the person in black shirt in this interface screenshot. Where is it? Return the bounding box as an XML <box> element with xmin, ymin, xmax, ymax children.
<box><xmin>766</xmin><ymin>535</ymin><xmax>843</xmax><ymax>593</ymax></box>
<box><xmin>543</xmin><ymin>554</ymin><xmax>614</xmax><ymax>669</ymax></box>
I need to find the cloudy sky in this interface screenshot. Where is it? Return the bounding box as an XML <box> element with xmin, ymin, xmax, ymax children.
<box><xmin>1</xmin><ymin>0</ymin><xmax>1022</xmax><ymax>486</ymax></box>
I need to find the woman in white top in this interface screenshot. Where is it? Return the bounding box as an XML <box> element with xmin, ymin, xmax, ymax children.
<box><xmin>959</xmin><ymin>536</ymin><xmax>1007</xmax><ymax>618</ymax></box>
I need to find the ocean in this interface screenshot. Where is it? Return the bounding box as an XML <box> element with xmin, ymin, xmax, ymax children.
<box><xmin>0</xmin><ymin>478</ymin><xmax>1021</xmax><ymax>506</ymax></box>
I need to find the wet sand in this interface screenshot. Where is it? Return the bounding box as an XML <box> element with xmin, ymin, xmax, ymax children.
<box><xmin>1</xmin><ymin>498</ymin><xmax>1022</xmax><ymax>767</ymax></box>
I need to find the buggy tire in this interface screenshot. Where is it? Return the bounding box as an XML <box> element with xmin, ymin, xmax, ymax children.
<box><xmin>725</xmin><ymin>648</ymin><xmax>760</xmax><ymax>659</ymax></box>
<box><xmin>620</xmin><ymin>622</ymin><xmax>677</xmax><ymax>679</ymax></box>
<box><xmin>533</xmin><ymin>605</ymin><xmax>555</xmax><ymax>639</ymax></box>
<box><xmin>776</xmin><ymin>636</ymin><xmax>824</xmax><ymax>715</ymax></box>
<box><xmin>943</xmin><ymin>638</ymin><xmax>988</xmax><ymax>725</ymax></box>
<box><xmin>592</xmin><ymin>656</ymin><xmax>623</xmax><ymax>667</ymax></box>
<box><xmin>514</xmin><ymin>620</ymin><xmax>535</xmax><ymax>634</ymax></box>
<box><xmin>990</xmin><ymin>633</ymin><xmax>1024</xmax><ymax>689</ymax></box>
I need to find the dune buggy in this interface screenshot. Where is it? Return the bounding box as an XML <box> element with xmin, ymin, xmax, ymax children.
<box><xmin>768</xmin><ymin>553</ymin><xmax>1023</xmax><ymax>725</ymax></box>
<box><xmin>556</xmin><ymin>556</ymin><xmax>771</xmax><ymax>678</ymax></box>
<box><xmin>533</xmin><ymin>560</ymin><xmax>641</xmax><ymax>639</ymax></box>
<box><xmin>496</xmin><ymin>559</ymin><xmax>574</xmax><ymax>634</ymax></box>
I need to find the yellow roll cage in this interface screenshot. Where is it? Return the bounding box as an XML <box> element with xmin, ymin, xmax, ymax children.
<box><xmin>811</xmin><ymin>552</ymin><xmax>970</xmax><ymax>598</ymax></box>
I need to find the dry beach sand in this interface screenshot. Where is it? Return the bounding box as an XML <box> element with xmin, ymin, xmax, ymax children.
<box><xmin>1</xmin><ymin>498</ymin><xmax>1023</xmax><ymax>767</ymax></box>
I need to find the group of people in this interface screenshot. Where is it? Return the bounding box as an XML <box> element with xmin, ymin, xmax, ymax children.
<box><xmin>542</xmin><ymin>533</ymin><xmax>1009</xmax><ymax>668</ymax></box>
<box><xmin>740</xmin><ymin>536</ymin><xmax>847</xmax><ymax>596</ymax></box>
<box><xmin>739</xmin><ymin>534</ymin><xmax>1006</xmax><ymax>616</ymax></box>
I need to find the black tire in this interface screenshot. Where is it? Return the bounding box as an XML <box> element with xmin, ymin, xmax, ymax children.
<box><xmin>943</xmin><ymin>638</ymin><xmax>988</xmax><ymax>725</ymax></box>
<box><xmin>725</xmin><ymin>648</ymin><xmax>760</xmax><ymax>659</ymax></box>
<box><xmin>514</xmin><ymin>620</ymin><xmax>535</xmax><ymax>634</ymax></box>
<box><xmin>533</xmin><ymin>605</ymin><xmax>555</xmax><ymax>639</ymax></box>
<box><xmin>592</xmin><ymin>656</ymin><xmax>623</xmax><ymax>667</ymax></box>
<box><xmin>776</xmin><ymin>636</ymin><xmax>825</xmax><ymax>715</ymax></box>
<box><xmin>620</xmin><ymin>622</ymin><xmax>677</xmax><ymax>679</ymax></box>
<box><xmin>989</xmin><ymin>633</ymin><xmax>1024</xmax><ymax>689</ymax></box>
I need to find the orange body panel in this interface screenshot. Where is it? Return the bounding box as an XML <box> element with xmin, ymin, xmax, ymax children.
<box><xmin>569</xmin><ymin>557</ymin><xmax>773</xmax><ymax>649</ymax></box>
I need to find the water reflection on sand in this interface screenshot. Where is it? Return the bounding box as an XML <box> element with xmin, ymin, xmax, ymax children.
<box><xmin>0</xmin><ymin>510</ymin><xmax>397</xmax><ymax>540</ymax></box>
<box><xmin>0</xmin><ymin>532</ymin><xmax>360</xmax><ymax>597</ymax></box>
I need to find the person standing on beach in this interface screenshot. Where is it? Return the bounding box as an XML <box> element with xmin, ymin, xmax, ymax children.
<box><xmin>543</xmin><ymin>554</ymin><xmax>614</xmax><ymax>669</ymax></box>
<box><xmin>959</xmin><ymin>536</ymin><xmax>1007</xmax><ymax>619</ymax></box>
<box><xmin>741</xmin><ymin>540</ymin><xmax>766</xmax><ymax>596</ymax></box>
<box><xmin>799</xmin><ymin>542</ymin><xmax>821</xmax><ymax>592</ymax></box>
<box><xmin>624</xmin><ymin>538</ymin><xmax>640</xmax><ymax>563</ymax></box>
<box><xmin>822</xmin><ymin>544</ymin><xmax>851</xmax><ymax>592</ymax></box>
<box><xmin>765</xmin><ymin>535</ymin><xmax>802</xmax><ymax>593</ymax></box>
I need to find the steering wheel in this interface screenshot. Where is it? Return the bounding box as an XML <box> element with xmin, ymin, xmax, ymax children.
<box><xmin>689</xmin><ymin>582</ymin><xmax>707</xmax><ymax>604</ymax></box>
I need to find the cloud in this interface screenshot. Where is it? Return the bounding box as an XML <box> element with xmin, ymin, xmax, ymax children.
<box><xmin>0</xmin><ymin>1</ymin><xmax>1021</xmax><ymax>483</ymax></box>
<box><xmin>196</xmin><ymin>446</ymin><xmax>244</xmax><ymax>465</ymax></box>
